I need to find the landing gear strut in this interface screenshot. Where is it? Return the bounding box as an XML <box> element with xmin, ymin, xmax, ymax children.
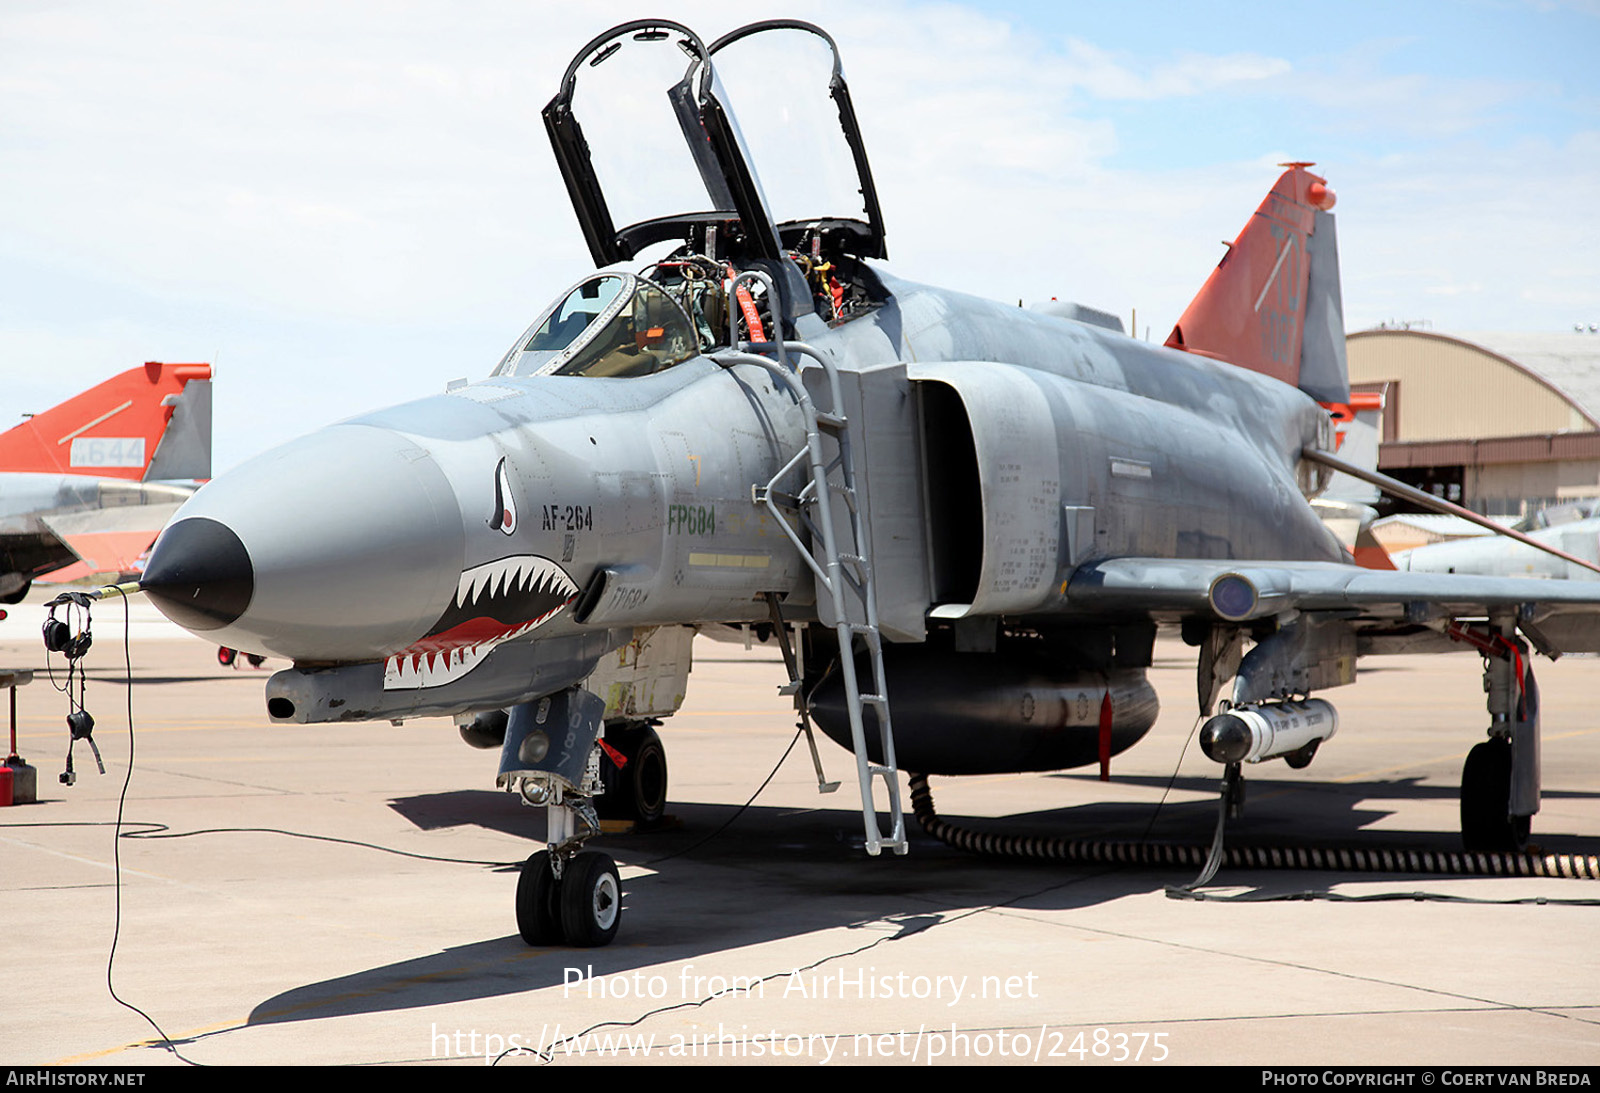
<box><xmin>501</xmin><ymin>688</ymin><xmax>623</xmax><ymax>947</ymax></box>
<box><xmin>513</xmin><ymin>792</ymin><xmax>624</xmax><ymax>948</ymax></box>
<box><xmin>1454</xmin><ymin>616</ymin><xmax>1539</xmax><ymax>853</ymax></box>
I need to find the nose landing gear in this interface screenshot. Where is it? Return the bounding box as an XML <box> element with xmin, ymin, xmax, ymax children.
<box><xmin>501</xmin><ymin>688</ymin><xmax>626</xmax><ymax>947</ymax></box>
<box><xmin>516</xmin><ymin>837</ymin><xmax>623</xmax><ymax>948</ymax></box>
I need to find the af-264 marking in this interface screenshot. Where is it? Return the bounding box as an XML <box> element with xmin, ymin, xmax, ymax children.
<box><xmin>543</xmin><ymin>504</ymin><xmax>593</xmax><ymax>533</ymax></box>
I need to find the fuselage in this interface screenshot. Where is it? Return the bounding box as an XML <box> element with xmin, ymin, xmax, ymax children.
<box><xmin>141</xmin><ymin>267</ymin><xmax>1344</xmax><ymax>721</ymax></box>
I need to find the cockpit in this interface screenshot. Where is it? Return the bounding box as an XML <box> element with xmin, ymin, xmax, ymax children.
<box><xmin>493</xmin><ymin>273</ymin><xmax>702</xmax><ymax>380</ymax></box>
<box><xmin>1511</xmin><ymin>499</ymin><xmax>1600</xmax><ymax>533</ymax></box>
<box><xmin>496</xmin><ymin>18</ymin><xmax>890</xmax><ymax>381</ymax></box>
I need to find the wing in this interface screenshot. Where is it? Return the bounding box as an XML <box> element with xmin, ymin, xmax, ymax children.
<box><xmin>1067</xmin><ymin>557</ymin><xmax>1600</xmax><ymax>655</ymax></box>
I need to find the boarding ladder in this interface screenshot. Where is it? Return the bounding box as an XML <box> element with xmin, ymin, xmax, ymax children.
<box><xmin>714</xmin><ymin>271</ymin><xmax>907</xmax><ymax>856</ymax></box>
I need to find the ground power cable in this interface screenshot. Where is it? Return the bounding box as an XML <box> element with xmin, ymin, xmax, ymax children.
<box><xmin>95</xmin><ymin>590</ymin><xmax>201</xmax><ymax>1065</ymax></box>
<box><xmin>29</xmin><ymin>591</ymin><xmax>528</xmax><ymax>1068</ymax></box>
<box><xmin>906</xmin><ymin>773</ymin><xmax>1600</xmax><ymax>897</ymax></box>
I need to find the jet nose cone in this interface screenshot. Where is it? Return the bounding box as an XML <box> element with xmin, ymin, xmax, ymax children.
<box><xmin>146</xmin><ymin>424</ymin><xmax>465</xmax><ymax>661</ymax></box>
<box><xmin>142</xmin><ymin>517</ymin><xmax>254</xmax><ymax>631</ymax></box>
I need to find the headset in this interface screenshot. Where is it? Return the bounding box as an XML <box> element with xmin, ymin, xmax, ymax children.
<box><xmin>42</xmin><ymin>591</ymin><xmax>102</xmax><ymax>784</ymax></box>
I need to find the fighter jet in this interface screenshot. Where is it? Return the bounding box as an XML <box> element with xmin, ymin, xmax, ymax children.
<box><xmin>1394</xmin><ymin>500</ymin><xmax>1600</xmax><ymax>579</ymax></box>
<box><xmin>1</xmin><ymin>361</ymin><xmax>211</xmax><ymax>601</ymax></box>
<box><xmin>130</xmin><ymin>19</ymin><xmax>1600</xmax><ymax>948</ymax></box>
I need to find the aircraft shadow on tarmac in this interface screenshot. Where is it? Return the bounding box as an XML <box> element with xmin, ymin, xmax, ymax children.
<box><xmin>244</xmin><ymin>782</ymin><xmax>1600</xmax><ymax>1029</ymax></box>
<box><xmin>246</xmin><ymin>799</ymin><xmax>1135</xmax><ymax>1028</ymax></box>
<box><xmin>1040</xmin><ymin>771</ymin><xmax>1600</xmax><ymax>851</ymax></box>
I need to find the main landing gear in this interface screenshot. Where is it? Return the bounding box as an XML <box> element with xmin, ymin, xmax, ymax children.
<box><xmin>1453</xmin><ymin>617</ymin><xmax>1539</xmax><ymax>854</ymax></box>
<box><xmin>1460</xmin><ymin>736</ymin><xmax>1531</xmax><ymax>852</ymax></box>
<box><xmin>597</xmin><ymin>719</ymin><xmax>668</xmax><ymax>825</ymax></box>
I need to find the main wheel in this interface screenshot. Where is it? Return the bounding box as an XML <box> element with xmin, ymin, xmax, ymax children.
<box><xmin>217</xmin><ymin>646</ymin><xmax>237</xmax><ymax>667</ymax></box>
<box><xmin>516</xmin><ymin>850</ymin><xmax>562</xmax><ymax>946</ymax></box>
<box><xmin>0</xmin><ymin>579</ymin><xmax>31</xmax><ymax>605</ymax></box>
<box><xmin>1461</xmin><ymin>736</ymin><xmax>1529</xmax><ymax>852</ymax></box>
<box><xmin>559</xmin><ymin>851</ymin><xmax>622</xmax><ymax>947</ymax></box>
<box><xmin>598</xmin><ymin>722</ymin><xmax>668</xmax><ymax>825</ymax></box>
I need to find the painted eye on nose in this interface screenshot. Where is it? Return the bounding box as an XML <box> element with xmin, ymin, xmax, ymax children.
<box><xmin>491</xmin><ymin>457</ymin><xmax>517</xmax><ymax>534</ymax></box>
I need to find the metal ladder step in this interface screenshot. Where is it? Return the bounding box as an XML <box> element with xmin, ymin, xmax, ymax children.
<box><xmin>733</xmin><ymin>316</ymin><xmax>906</xmax><ymax>859</ymax></box>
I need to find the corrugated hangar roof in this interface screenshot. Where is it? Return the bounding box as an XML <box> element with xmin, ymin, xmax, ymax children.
<box><xmin>1456</xmin><ymin>332</ymin><xmax>1600</xmax><ymax>426</ymax></box>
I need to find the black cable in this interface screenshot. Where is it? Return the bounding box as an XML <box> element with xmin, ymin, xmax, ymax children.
<box><xmin>99</xmin><ymin>588</ymin><xmax>203</xmax><ymax>1066</ymax></box>
<box><xmin>641</xmin><ymin>725</ymin><xmax>804</xmax><ymax>866</ymax></box>
<box><xmin>1137</xmin><ymin>710</ymin><xmax>1206</xmax><ymax>844</ymax></box>
<box><xmin>0</xmin><ymin>820</ymin><xmax>522</xmax><ymax>868</ymax></box>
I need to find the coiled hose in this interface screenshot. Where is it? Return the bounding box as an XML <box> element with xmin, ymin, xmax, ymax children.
<box><xmin>906</xmin><ymin>773</ymin><xmax>1600</xmax><ymax>881</ymax></box>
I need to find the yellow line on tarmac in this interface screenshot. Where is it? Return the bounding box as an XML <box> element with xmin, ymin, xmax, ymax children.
<box><xmin>55</xmin><ymin>948</ymin><xmax>566</xmax><ymax>1064</ymax></box>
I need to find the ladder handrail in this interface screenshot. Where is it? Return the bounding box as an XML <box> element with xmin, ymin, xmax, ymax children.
<box><xmin>712</xmin><ymin>339</ymin><xmax>906</xmax><ymax>855</ymax></box>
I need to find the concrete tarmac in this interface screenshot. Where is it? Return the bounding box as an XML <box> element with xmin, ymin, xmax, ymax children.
<box><xmin>2</xmin><ymin>595</ymin><xmax>1598</xmax><ymax>1067</ymax></box>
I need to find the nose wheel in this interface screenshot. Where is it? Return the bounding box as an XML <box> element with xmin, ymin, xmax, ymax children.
<box><xmin>515</xmin><ymin>850</ymin><xmax>562</xmax><ymax>946</ymax></box>
<box><xmin>516</xmin><ymin>847</ymin><xmax>622</xmax><ymax>947</ymax></box>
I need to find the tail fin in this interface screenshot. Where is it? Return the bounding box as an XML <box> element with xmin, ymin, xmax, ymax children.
<box><xmin>1166</xmin><ymin>164</ymin><xmax>1348</xmax><ymax>405</ymax></box>
<box><xmin>0</xmin><ymin>362</ymin><xmax>212</xmax><ymax>482</ymax></box>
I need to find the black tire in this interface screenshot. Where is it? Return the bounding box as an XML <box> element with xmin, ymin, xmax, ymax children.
<box><xmin>598</xmin><ymin>722</ymin><xmax>668</xmax><ymax>825</ymax></box>
<box><xmin>217</xmin><ymin>647</ymin><xmax>237</xmax><ymax>667</ymax></box>
<box><xmin>1461</xmin><ymin>737</ymin><xmax>1529</xmax><ymax>852</ymax></box>
<box><xmin>0</xmin><ymin>579</ymin><xmax>31</xmax><ymax>606</ymax></box>
<box><xmin>559</xmin><ymin>851</ymin><xmax>622</xmax><ymax>948</ymax></box>
<box><xmin>516</xmin><ymin>850</ymin><xmax>562</xmax><ymax>946</ymax></box>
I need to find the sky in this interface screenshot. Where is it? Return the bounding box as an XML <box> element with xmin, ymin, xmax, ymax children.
<box><xmin>2</xmin><ymin>0</ymin><xmax>1597</xmax><ymax>470</ymax></box>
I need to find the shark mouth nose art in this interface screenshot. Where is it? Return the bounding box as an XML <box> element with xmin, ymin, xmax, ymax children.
<box><xmin>383</xmin><ymin>554</ymin><xmax>579</xmax><ymax>689</ymax></box>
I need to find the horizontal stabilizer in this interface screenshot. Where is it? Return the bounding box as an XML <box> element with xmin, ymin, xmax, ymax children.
<box><xmin>39</xmin><ymin>503</ymin><xmax>184</xmax><ymax>581</ymax></box>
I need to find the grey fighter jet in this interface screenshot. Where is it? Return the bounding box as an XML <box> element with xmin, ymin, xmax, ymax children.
<box><xmin>1</xmin><ymin>361</ymin><xmax>211</xmax><ymax>601</ymax></box>
<box><xmin>133</xmin><ymin>19</ymin><xmax>1600</xmax><ymax>947</ymax></box>
<box><xmin>1395</xmin><ymin>501</ymin><xmax>1600</xmax><ymax>580</ymax></box>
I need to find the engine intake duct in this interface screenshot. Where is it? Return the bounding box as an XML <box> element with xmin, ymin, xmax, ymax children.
<box><xmin>809</xmin><ymin>648</ymin><xmax>1158</xmax><ymax>774</ymax></box>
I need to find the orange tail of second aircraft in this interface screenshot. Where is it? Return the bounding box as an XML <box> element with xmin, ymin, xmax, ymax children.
<box><xmin>1165</xmin><ymin>164</ymin><xmax>1348</xmax><ymax>406</ymax></box>
<box><xmin>0</xmin><ymin>361</ymin><xmax>213</xmax><ymax>482</ymax></box>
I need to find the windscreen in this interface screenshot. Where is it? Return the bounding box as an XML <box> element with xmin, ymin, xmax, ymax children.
<box><xmin>495</xmin><ymin>274</ymin><xmax>700</xmax><ymax>379</ymax></box>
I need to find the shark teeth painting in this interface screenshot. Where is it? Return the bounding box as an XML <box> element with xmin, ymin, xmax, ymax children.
<box><xmin>383</xmin><ymin>554</ymin><xmax>579</xmax><ymax>690</ymax></box>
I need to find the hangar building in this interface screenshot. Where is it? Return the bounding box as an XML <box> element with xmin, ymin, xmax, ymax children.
<box><xmin>1346</xmin><ymin>329</ymin><xmax>1600</xmax><ymax>518</ymax></box>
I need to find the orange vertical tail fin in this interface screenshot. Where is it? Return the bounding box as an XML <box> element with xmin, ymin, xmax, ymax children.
<box><xmin>1166</xmin><ymin>164</ymin><xmax>1347</xmax><ymax>404</ymax></box>
<box><xmin>0</xmin><ymin>362</ymin><xmax>212</xmax><ymax>481</ymax></box>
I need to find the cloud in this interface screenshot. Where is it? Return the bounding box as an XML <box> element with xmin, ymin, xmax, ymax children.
<box><xmin>2</xmin><ymin>0</ymin><xmax>1596</xmax><ymax>466</ymax></box>
<box><xmin>1060</xmin><ymin>38</ymin><xmax>1292</xmax><ymax>101</ymax></box>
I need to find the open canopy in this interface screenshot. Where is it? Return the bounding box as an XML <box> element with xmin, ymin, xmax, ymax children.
<box><xmin>543</xmin><ymin>19</ymin><xmax>886</xmax><ymax>267</ymax></box>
